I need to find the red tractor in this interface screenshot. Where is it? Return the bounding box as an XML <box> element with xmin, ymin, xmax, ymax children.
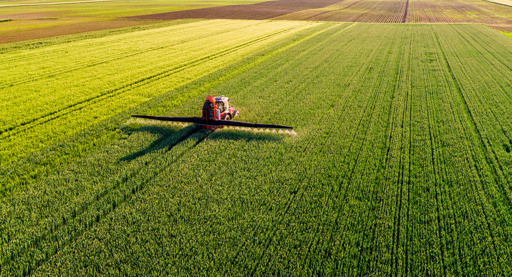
<box><xmin>203</xmin><ymin>95</ymin><xmax>239</xmax><ymax>122</ymax></box>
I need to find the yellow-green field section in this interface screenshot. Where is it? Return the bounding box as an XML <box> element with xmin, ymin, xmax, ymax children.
<box><xmin>0</xmin><ymin>19</ymin><xmax>318</xmax><ymax>168</ymax></box>
<box><xmin>2</xmin><ymin>19</ymin><xmax>512</xmax><ymax>275</ymax></box>
<box><xmin>0</xmin><ymin>0</ymin><xmax>264</xmax><ymax>42</ymax></box>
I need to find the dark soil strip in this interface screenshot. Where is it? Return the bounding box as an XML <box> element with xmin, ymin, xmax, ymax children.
<box><xmin>128</xmin><ymin>0</ymin><xmax>343</xmax><ymax>21</ymax></box>
<box><xmin>0</xmin><ymin>19</ymin><xmax>153</xmax><ymax>44</ymax></box>
<box><xmin>401</xmin><ymin>0</ymin><xmax>409</xmax><ymax>23</ymax></box>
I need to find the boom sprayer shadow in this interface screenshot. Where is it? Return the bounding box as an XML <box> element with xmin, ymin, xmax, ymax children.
<box><xmin>118</xmin><ymin>123</ymin><xmax>284</xmax><ymax>162</ymax></box>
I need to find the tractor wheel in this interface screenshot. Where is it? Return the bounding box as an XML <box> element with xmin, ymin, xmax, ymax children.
<box><xmin>224</xmin><ymin>114</ymin><xmax>231</xmax><ymax>121</ymax></box>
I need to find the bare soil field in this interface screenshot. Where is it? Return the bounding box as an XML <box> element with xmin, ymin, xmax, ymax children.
<box><xmin>130</xmin><ymin>0</ymin><xmax>342</xmax><ymax>20</ymax></box>
<box><xmin>0</xmin><ymin>0</ymin><xmax>264</xmax><ymax>44</ymax></box>
<box><xmin>130</xmin><ymin>0</ymin><xmax>512</xmax><ymax>26</ymax></box>
<box><xmin>490</xmin><ymin>24</ymin><xmax>512</xmax><ymax>32</ymax></box>
<box><xmin>0</xmin><ymin>19</ymin><xmax>152</xmax><ymax>44</ymax></box>
<box><xmin>272</xmin><ymin>0</ymin><xmax>410</xmax><ymax>23</ymax></box>
<box><xmin>406</xmin><ymin>0</ymin><xmax>512</xmax><ymax>24</ymax></box>
<box><xmin>2</xmin><ymin>0</ymin><xmax>512</xmax><ymax>44</ymax></box>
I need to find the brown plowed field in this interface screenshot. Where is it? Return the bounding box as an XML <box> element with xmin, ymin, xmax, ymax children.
<box><xmin>130</xmin><ymin>0</ymin><xmax>512</xmax><ymax>26</ymax></box>
<box><xmin>0</xmin><ymin>19</ymin><xmax>153</xmax><ymax>44</ymax></box>
<box><xmin>406</xmin><ymin>0</ymin><xmax>512</xmax><ymax>24</ymax></box>
<box><xmin>129</xmin><ymin>0</ymin><xmax>343</xmax><ymax>20</ymax></box>
<box><xmin>273</xmin><ymin>0</ymin><xmax>409</xmax><ymax>23</ymax></box>
<box><xmin>490</xmin><ymin>24</ymin><xmax>512</xmax><ymax>32</ymax></box>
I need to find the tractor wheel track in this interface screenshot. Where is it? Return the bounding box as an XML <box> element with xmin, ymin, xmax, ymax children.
<box><xmin>299</xmin><ymin>26</ymin><xmax>401</xmax><ymax>275</ymax></box>
<box><xmin>224</xmin><ymin>24</ymin><xmax>352</xmax><ymax>270</ymax></box>
<box><xmin>296</xmin><ymin>27</ymin><xmax>400</xmax><ymax>274</ymax></box>
<box><xmin>251</xmin><ymin>25</ymin><xmax>395</xmax><ymax>275</ymax></box>
<box><xmin>433</xmin><ymin>27</ymin><xmax>505</xmax><ymax>275</ymax></box>
<box><xmin>237</xmin><ymin>24</ymin><xmax>376</xmax><ymax>274</ymax></box>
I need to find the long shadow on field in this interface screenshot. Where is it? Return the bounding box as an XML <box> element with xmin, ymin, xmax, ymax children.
<box><xmin>119</xmin><ymin>124</ymin><xmax>282</xmax><ymax>162</ymax></box>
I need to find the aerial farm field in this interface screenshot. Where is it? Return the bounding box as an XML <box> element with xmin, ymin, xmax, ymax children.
<box><xmin>2</xmin><ymin>0</ymin><xmax>512</xmax><ymax>275</ymax></box>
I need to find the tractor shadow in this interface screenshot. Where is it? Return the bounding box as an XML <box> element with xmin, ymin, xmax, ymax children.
<box><xmin>119</xmin><ymin>124</ymin><xmax>283</xmax><ymax>162</ymax></box>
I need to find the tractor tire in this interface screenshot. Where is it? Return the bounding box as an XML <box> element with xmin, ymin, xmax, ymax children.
<box><xmin>224</xmin><ymin>114</ymin><xmax>231</xmax><ymax>121</ymax></box>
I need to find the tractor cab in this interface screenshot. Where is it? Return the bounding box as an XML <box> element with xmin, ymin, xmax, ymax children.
<box><xmin>201</xmin><ymin>95</ymin><xmax>238</xmax><ymax>124</ymax></box>
<box><xmin>215</xmin><ymin>96</ymin><xmax>238</xmax><ymax>120</ymax></box>
<box><xmin>214</xmin><ymin>96</ymin><xmax>229</xmax><ymax>113</ymax></box>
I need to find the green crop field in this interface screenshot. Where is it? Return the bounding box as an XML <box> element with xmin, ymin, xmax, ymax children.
<box><xmin>2</xmin><ymin>18</ymin><xmax>512</xmax><ymax>275</ymax></box>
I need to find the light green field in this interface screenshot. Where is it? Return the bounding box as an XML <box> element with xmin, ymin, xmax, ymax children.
<box><xmin>2</xmin><ymin>20</ymin><xmax>512</xmax><ymax>275</ymax></box>
<box><xmin>0</xmin><ymin>19</ymin><xmax>317</xmax><ymax>169</ymax></box>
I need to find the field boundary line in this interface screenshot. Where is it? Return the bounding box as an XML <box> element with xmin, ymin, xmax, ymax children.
<box><xmin>483</xmin><ymin>0</ymin><xmax>512</xmax><ymax>7</ymax></box>
<box><xmin>401</xmin><ymin>0</ymin><xmax>409</xmax><ymax>23</ymax></box>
